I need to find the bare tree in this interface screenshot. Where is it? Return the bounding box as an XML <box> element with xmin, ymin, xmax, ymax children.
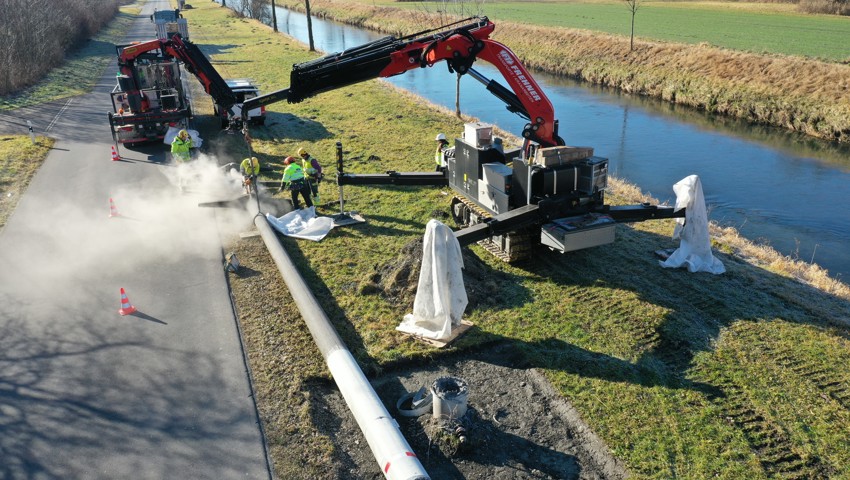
<box><xmin>271</xmin><ymin>0</ymin><xmax>278</xmax><ymax>32</ymax></box>
<box><xmin>234</xmin><ymin>0</ymin><xmax>271</xmax><ymax>24</ymax></box>
<box><xmin>624</xmin><ymin>0</ymin><xmax>641</xmax><ymax>51</ymax></box>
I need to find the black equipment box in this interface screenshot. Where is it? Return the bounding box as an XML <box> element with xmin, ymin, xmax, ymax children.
<box><xmin>578</xmin><ymin>156</ymin><xmax>608</xmax><ymax>195</ymax></box>
<box><xmin>451</xmin><ymin>138</ymin><xmax>505</xmax><ymax>196</ymax></box>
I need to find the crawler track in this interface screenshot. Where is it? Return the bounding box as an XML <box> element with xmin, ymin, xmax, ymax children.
<box><xmin>451</xmin><ymin>195</ymin><xmax>533</xmax><ymax>263</ymax></box>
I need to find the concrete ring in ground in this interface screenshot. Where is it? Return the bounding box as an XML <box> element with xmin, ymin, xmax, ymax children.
<box><xmin>396</xmin><ymin>388</ymin><xmax>433</xmax><ymax>417</ymax></box>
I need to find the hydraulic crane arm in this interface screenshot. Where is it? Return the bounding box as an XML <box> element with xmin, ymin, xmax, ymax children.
<box><xmin>117</xmin><ymin>34</ymin><xmax>237</xmax><ymax>111</ymax></box>
<box><xmin>243</xmin><ymin>17</ymin><xmax>563</xmax><ymax>147</ymax></box>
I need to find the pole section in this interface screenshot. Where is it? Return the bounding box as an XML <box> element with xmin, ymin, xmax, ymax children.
<box><xmin>253</xmin><ymin>216</ymin><xmax>429</xmax><ymax>480</ymax></box>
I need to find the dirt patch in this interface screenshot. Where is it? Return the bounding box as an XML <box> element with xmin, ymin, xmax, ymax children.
<box><xmin>307</xmin><ymin>344</ymin><xmax>627</xmax><ymax>479</ymax></box>
<box><xmin>367</xmin><ymin>236</ymin><xmax>518</xmax><ymax>311</ymax></box>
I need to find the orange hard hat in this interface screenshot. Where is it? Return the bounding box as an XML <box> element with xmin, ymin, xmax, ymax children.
<box><xmin>284</xmin><ymin>156</ymin><xmax>295</xmax><ymax>165</ymax></box>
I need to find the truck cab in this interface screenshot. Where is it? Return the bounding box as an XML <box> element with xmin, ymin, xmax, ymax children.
<box><xmin>151</xmin><ymin>9</ymin><xmax>189</xmax><ymax>41</ymax></box>
<box><xmin>215</xmin><ymin>79</ymin><xmax>265</xmax><ymax>128</ymax></box>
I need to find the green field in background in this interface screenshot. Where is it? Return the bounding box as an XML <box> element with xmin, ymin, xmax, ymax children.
<box><xmin>383</xmin><ymin>1</ymin><xmax>850</xmax><ymax>60</ymax></box>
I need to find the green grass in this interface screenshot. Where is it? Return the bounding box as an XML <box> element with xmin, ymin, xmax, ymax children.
<box><xmin>184</xmin><ymin>3</ymin><xmax>850</xmax><ymax>478</ymax></box>
<box><xmin>0</xmin><ymin>3</ymin><xmax>141</xmax><ymax>111</ymax></box>
<box><xmin>0</xmin><ymin>135</ymin><xmax>54</xmax><ymax>228</ymax></box>
<box><xmin>377</xmin><ymin>0</ymin><xmax>850</xmax><ymax>61</ymax></box>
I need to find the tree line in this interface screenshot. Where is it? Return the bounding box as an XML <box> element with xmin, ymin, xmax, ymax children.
<box><xmin>0</xmin><ymin>0</ymin><xmax>125</xmax><ymax>96</ymax></box>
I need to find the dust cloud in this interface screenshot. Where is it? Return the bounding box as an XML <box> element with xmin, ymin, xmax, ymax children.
<box><xmin>0</xmin><ymin>154</ymin><xmax>262</xmax><ymax>306</ymax></box>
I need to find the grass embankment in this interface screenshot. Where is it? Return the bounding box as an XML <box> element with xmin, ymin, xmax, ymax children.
<box><xmin>187</xmin><ymin>3</ymin><xmax>850</xmax><ymax>479</ymax></box>
<box><xmin>0</xmin><ymin>136</ymin><xmax>54</xmax><ymax>228</ymax></box>
<box><xmin>275</xmin><ymin>0</ymin><xmax>850</xmax><ymax>144</ymax></box>
<box><xmin>0</xmin><ymin>2</ymin><xmax>142</xmax><ymax>111</ymax></box>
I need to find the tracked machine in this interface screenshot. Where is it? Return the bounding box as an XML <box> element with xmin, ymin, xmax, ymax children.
<box><xmin>107</xmin><ymin>35</ymin><xmax>237</xmax><ymax>144</ymax></box>
<box><xmin>243</xmin><ymin>17</ymin><xmax>684</xmax><ymax>261</ymax></box>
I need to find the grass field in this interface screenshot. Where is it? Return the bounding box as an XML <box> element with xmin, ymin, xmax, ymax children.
<box><xmin>363</xmin><ymin>0</ymin><xmax>850</xmax><ymax>61</ymax></box>
<box><xmin>182</xmin><ymin>3</ymin><xmax>850</xmax><ymax>478</ymax></box>
<box><xmin>0</xmin><ymin>136</ymin><xmax>54</xmax><ymax>229</ymax></box>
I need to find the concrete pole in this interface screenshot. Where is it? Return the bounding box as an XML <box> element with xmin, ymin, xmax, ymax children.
<box><xmin>253</xmin><ymin>215</ymin><xmax>429</xmax><ymax>480</ymax></box>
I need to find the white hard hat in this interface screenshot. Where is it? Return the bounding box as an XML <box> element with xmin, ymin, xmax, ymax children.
<box><xmin>435</xmin><ymin>133</ymin><xmax>447</xmax><ymax>141</ymax></box>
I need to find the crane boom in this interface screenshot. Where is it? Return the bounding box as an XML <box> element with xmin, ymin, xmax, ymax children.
<box><xmin>243</xmin><ymin>17</ymin><xmax>563</xmax><ymax>147</ymax></box>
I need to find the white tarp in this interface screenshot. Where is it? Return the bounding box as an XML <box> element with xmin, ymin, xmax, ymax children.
<box><xmin>660</xmin><ymin>175</ymin><xmax>725</xmax><ymax>274</ymax></box>
<box><xmin>266</xmin><ymin>206</ymin><xmax>334</xmax><ymax>241</ymax></box>
<box><xmin>163</xmin><ymin>126</ymin><xmax>203</xmax><ymax>148</ymax></box>
<box><xmin>397</xmin><ymin>219</ymin><xmax>468</xmax><ymax>340</ymax></box>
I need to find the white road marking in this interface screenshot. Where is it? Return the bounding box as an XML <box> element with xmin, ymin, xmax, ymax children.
<box><xmin>46</xmin><ymin>97</ymin><xmax>76</xmax><ymax>132</ymax></box>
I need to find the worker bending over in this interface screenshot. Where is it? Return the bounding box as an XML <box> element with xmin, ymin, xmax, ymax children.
<box><xmin>297</xmin><ymin>147</ymin><xmax>323</xmax><ymax>203</ymax></box>
<box><xmin>240</xmin><ymin>156</ymin><xmax>260</xmax><ymax>195</ymax></box>
<box><xmin>280</xmin><ymin>156</ymin><xmax>313</xmax><ymax>209</ymax></box>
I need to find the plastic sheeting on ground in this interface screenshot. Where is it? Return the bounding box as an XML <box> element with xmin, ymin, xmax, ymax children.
<box><xmin>163</xmin><ymin>126</ymin><xmax>203</xmax><ymax>148</ymax></box>
<box><xmin>660</xmin><ymin>175</ymin><xmax>725</xmax><ymax>274</ymax></box>
<box><xmin>266</xmin><ymin>206</ymin><xmax>334</xmax><ymax>241</ymax></box>
<box><xmin>397</xmin><ymin>219</ymin><xmax>468</xmax><ymax>340</ymax></box>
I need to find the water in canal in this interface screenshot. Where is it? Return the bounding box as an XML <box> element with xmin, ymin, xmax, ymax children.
<box><xmin>225</xmin><ymin>3</ymin><xmax>850</xmax><ymax>281</ymax></box>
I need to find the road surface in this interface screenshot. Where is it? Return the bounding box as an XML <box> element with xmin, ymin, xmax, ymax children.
<box><xmin>0</xmin><ymin>1</ymin><xmax>272</xmax><ymax>478</ymax></box>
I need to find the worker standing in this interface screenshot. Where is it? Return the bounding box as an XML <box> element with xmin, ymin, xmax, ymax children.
<box><xmin>297</xmin><ymin>147</ymin><xmax>323</xmax><ymax>203</ymax></box>
<box><xmin>171</xmin><ymin>129</ymin><xmax>193</xmax><ymax>163</ymax></box>
<box><xmin>434</xmin><ymin>133</ymin><xmax>450</xmax><ymax>172</ymax></box>
<box><xmin>280</xmin><ymin>156</ymin><xmax>313</xmax><ymax>209</ymax></box>
<box><xmin>239</xmin><ymin>156</ymin><xmax>261</xmax><ymax>195</ymax></box>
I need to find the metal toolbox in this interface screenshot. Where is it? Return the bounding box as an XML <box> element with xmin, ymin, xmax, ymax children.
<box><xmin>464</xmin><ymin>122</ymin><xmax>493</xmax><ymax>148</ymax></box>
<box><xmin>478</xmin><ymin>181</ymin><xmax>510</xmax><ymax>214</ymax></box>
<box><xmin>540</xmin><ymin>213</ymin><xmax>615</xmax><ymax>253</ymax></box>
<box><xmin>482</xmin><ymin>162</ymin><xmax>512</xmax><ymax>193</ymax></box>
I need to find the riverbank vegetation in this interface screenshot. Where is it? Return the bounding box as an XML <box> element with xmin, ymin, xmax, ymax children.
<box><xmin>270</xmin><ymin>0</ymin><xmax>850</xmax><ymax>144</ymax></box>
<box><xmin>0</xmin><ymin>0</ymin><xmax>140</xmax><ymax>110</ymax></box>
<box><xmin>371</xmin><ymin>0</ymin><xmax>850</xmax><ymax>58</ymax></box>
<box><xmin>184</xmin><ymin>3</ymin><xmax>850</xmax><ymax>478</ymax></box>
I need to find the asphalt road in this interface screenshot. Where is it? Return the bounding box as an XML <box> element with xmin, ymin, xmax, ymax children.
<box><xmin>0</xmin><ymin>1</ymin><xmax>272</xmax><ymax>478</ymax></box>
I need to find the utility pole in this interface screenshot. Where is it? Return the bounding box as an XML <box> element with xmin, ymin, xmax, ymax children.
<box><xmin>305</xmin><ymin>0</ymin><xmax>315</xmax><ymax>51</ymax></box>
<box><xmin>455</xmin><ymin>72</ymin><xmax>461</xmax><ymax>117</ymax></box>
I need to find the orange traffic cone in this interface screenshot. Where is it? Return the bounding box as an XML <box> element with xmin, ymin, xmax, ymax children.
<box><xmin>108</xmin><ymin>197</ymin><xmax>120</xmax><ymax>217</ymax></box>
<box><xmin>111</xmin><ymin>145</ymin><xmax>121</xmax><ymax>161</ymax></box>
<box><xmin>118</xmin><ymin>288</ymin><xmax>137</xmax><ymax>316</ymax></box>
